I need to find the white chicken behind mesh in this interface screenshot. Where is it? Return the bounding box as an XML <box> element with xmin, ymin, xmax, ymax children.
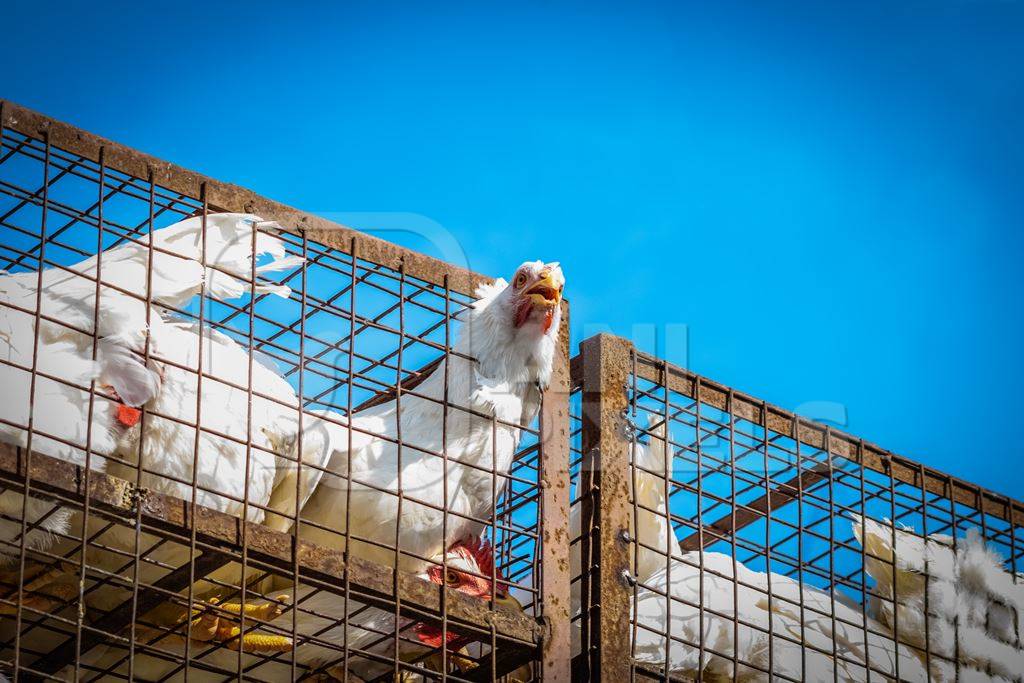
<box><xmin>35</xmin><ymin>214</ymin><xmax>344</xmax><ymax>653</ymax></box>
<box><xmin>571</xmin><ymin>415</ymin><xmax>929</xmax><ymax>681</ymax></box>
<box><xmin>853</xmin><ymin>514</ymin><xmax>1024</xmax><ymax>682</ymax></box>
<box><xmin>634</xmin><ymin>549</ymin><xmax>929</xmax><ymax>682</ymax></box>
<box><xmin>290</xmin><ymin>261</ymin><xmax>564</xmax><ymax>575</ymax></box>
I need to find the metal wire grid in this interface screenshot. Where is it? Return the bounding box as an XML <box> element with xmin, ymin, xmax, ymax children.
<box><xmin>570</xmin><ymin>336</ymin><xmax>1024</xmax><ymax>682</ymax></box>
<box><xmin>0</xmin><ymin>103</ymin><xmax>555</xmax><ymax>681</ymax></box>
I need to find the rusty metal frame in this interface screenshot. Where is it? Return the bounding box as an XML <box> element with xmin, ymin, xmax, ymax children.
<box><xmin>575</xmin><ymin>334</ymin><xmax>634</xmax><ymax>682</ymax></box>
<box><xmin>537</xmin><ymin>307</ymin><xmax>572</xmax><ymax>681</ymax></box>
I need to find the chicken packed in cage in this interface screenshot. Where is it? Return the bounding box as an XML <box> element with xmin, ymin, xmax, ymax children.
<box><xmin>0</xmin><ymin>205</ymin><xmax>564</xmax><ymax>681</ymax></box>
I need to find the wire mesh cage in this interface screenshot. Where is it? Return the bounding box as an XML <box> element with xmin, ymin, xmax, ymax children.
<box><xmin>4</xmin><ymin>99</ymin><xmax>1021</xmax><ymax>683</ymax></box>
<box><xmin>0</xmin><ymin>100</ymin><xmax>571</xmax><ymax>682</ymax></box>
<box><xmin>570</xmin><ymin>335</ymin><xmax>1024</xmax><ymax>682</ymax></box>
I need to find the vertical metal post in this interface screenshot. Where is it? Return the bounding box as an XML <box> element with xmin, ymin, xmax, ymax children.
<box><xmin>577</xmin><ymin>334</ymin><xmax>634</xmax><ymax>682</ymax></box>
<box><xmin>539</xmin><ymin>302</ymin><xmax>572</xmax><ymax>682</ymax></box>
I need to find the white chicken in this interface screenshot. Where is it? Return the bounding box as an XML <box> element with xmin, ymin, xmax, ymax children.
<box><xmin>45</xmin><ymin>213</ymin><xmax>345</xmax><ymax>653</ymax></box>
<box><xmin>73</xmin><ymin>318</ymin><xmax>337</xmax><ymax>644</ymax></box>
<box><xmin>0</xmin><ymin>270</ymin><xmax>155</xmax><ymax>568</ymax></box>
<box><xmin>633</xmin><ymin>549</ymin><xmax>930</xmax><ymax>681</ymax></box>
<box><xmin>289</xmin><ymin>261</ymin><xmax>564</xmax><ymax>575</ymax></box>
<box><xmin>569</xmin><ymin>413</ymin><xmax>682</xmax><ymax>624</ymax></box>
<box><xmin>572</xmin><ymin>415</ymin><xmax>929</xmax><ymax>681</ymax></box>
<box><xmin>852</xmin><ymin>514</ymin><xmax>1024</xmax><ymax>682</ymax></box>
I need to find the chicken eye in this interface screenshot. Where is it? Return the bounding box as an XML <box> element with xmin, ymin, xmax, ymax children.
<box><xmin>444</xmin><ymin>570</ymin><xmax>460</xmax><ymax>586</ymax></box>
<box><xmin>514</xmin><ymin>272</ymin><xmax>527</xmax><ymax>289</ymax></box>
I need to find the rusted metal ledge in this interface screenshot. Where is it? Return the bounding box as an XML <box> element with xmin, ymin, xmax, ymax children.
<box><xmin>0</xmin><ymin>444</ymin><xmax>541</xmax><ymax>652</ymax></box>
<box><xmin>630</xmin><ymin>350</ymin><xmax>1024</xmax><ymax>527</ymax></box>
<box><xmin>0</xmin><ymin>99</ymin><xmax>488</xmax><ymax>295</ymax></box>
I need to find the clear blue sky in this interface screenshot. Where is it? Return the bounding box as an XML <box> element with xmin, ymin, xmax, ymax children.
<box><xmin>2</xmin><ymin>1</ymin><xmax>1021</xmax><ymax>498</ymax></box>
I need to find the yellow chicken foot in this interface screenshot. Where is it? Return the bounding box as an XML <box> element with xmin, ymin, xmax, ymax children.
<box><xmin>182</xmin><ymin>594</ymin><xmax>293</xmax><ymax>653</ymax></box>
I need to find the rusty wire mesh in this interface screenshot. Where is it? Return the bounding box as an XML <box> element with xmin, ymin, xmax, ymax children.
<box><xmin>0</xmin><ymin>101</ymin><xmax>562</xmax><ymax>682</ymax></box>
<box><xmin>570</xmin><ymin>336</ymin><xmax>1024</xmax><ymax>682</ymax></box>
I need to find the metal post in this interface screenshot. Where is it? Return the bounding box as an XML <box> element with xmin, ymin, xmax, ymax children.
<box><xmin>577</xmin><ymin>334</ymin><xmax>634</xmax><ymax>682</ymax></box>
<box><xmin>539</xmin><ymin>302</ymin><xmax>572</xmax><ymax>681</ymax></box>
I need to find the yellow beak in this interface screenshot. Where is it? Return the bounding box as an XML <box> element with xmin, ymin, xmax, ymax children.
<box><xmin>524</xmin><ymin>272</ymin><xmax>563</xmax><ymax>307</ymax></box>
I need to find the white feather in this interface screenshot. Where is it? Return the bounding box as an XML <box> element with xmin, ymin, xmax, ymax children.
<box><xmin>0</xmin><ymin>213</ymin><xmax>305</xmax><ymax>563</ymax></box>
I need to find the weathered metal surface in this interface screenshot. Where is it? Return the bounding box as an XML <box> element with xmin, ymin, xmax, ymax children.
<box><xmin>633</xmin><ymin>351</ymin><xmax>1024</xmax><ymax>526</ymax></box>
<box><xmin>577</xmin><ymin>334</ymin><xmax>634</xmax><ymax>682</ymax></box>
<box><xmin>0</xmin><ymin>99</ymin><xmax>490</xmax><ymax>295</ymax></box>
<box><xmin>0</xmin><ymin>443</ymin><xmax>540</xmax><ymax>649</ymax></box>
<box><xmin>538</xmin><ymin>301</ymin><xmax>572</xmax><ymax>681</ymax></box>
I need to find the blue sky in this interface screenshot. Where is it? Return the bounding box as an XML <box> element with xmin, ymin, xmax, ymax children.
<box><xmin>1</xmin><ymin>0</ymin><xmax>1021</xmax><ymax>498</ymax></box>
